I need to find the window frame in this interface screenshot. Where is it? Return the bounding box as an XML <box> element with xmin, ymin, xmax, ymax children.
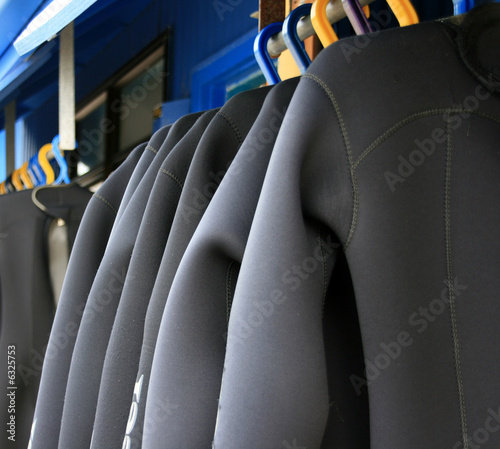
<box><xmin>72</xmin><ymin>31</ymin><xmax>169</xmax><ymax>188</ymax></box>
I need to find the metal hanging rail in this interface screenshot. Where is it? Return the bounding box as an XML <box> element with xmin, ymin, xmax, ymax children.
<box><xmin>266</xmin><ymin>0</ymin><xmax>377</xmax><ymax>58</ymax></box>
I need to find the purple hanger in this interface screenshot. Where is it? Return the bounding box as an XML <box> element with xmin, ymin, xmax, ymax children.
<box><xmin>342</xmin><ymin>0</ymin><xmax>374</xmax><ymax>35</ymax></box>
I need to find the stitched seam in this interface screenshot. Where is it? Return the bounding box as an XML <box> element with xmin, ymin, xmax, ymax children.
<box><xmin>471</xmin><ymin>109</ymin><xmax>500</xmax><ymax>124</ymax></box>
<box><xmin>302</xmin><ymin>73</ymin><xmax>356</xmax><ymax>249</ymax></box>
<box><xmin>159</xmin><ymin>168</ymin><xmax>183</xmax><ymax>190</ymax></box>
<box><xmin>350</xmin><ymin>108</ymin><xmax>500</xmax><ymax>258</ymax></box>
<box><xmin>225</xmin><ymin>261</ymin><xmax>235</xmax><ymax>323</ymax></box>
<box><xmin>94</xmin><ymin>194</ymin><xmax>118</xmax><ymax>214</ymax></box>
<box><xmin>354</xmin><ymin>109</ymin><xmax>500</xmax><ymax>169</ymax></box>
<box><xmin>355</xmin><ymin>109</ymin><xmax>452</xmax><ymax>169</ymax></box>
<box><xmin>146</xmin><ymin>144</ymin><xmax>158</xmax><ymax>155</ymax></box>
<box><xmin>445</xmin><ymin>117</ymin><xmax>468</xmax><ymax>448</ymax></box>
<box><xmin>218</xmin><ymin>111</ymin><xmax>244</xmax><ymax>144</ymax></box>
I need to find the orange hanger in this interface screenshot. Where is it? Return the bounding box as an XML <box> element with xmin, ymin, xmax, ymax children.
<box><xmin>19</xmin><ymin>161</ymin><xmax>34</xmax><ymax>189</ymax></box>
<box><xmin>312</xmin><ymin>0</ymin><xmax>417</xmax><ymax>49</ymax></box>
<box><xmin>0</xmin><ymin>182</ymin><xmax>6</xmax><ymax>195</ymax></box>
<box><xmin>11</xmin><ymin>169</ymin><xmax>24</xmax><ymax>191</ymax></box>
<box><xmin>386</xmin><ymin>0</ymin><xmax>418</xmax><ymax>26</ymax></box>
<box><xmin>311</xmin><ymin>0</ymin><xmax>339</xmax><ymax>47</ymax></box>
<box><xmin>311</xmin><ymin>0</ymin><xmax>371</xmax><ymax>48</ymax></box>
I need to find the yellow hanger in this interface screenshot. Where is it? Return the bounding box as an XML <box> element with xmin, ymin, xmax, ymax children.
<box><xmin>11</xmin><ymin>169</ymin><xmax>24</xmax><ymax>191</ymax></box>
<box><xmin>311</xmin><ymin>0</ymin><xmax>371</xmax><ymax>48</ymax></box>
<box><xmin>311</xmin><ymin>0</ymin><xmax>417</xmax><ymax>49</ymax></box>
<box><xmin>19</xmin><ymin>161</ymin><xmax>34</xmax><ymax>189</ymax></box>
<box><xmin>386</xmin><ymin>0</ymin><xmax>418</xmax><ymax>27</ymax></box>
<box><xmin>311</xmin><ymin>0</ymin><xmax>339</xmax><ymax>47</ymax></box>
<box><xmin>0</xmin><ymin>182</ymin><xmax>6</xmax><ymax>195</ymax></box>
<box><xmin>38</xmin><ymin>143</ymin><xmax>56</xmax><ymax>185</ymax></box>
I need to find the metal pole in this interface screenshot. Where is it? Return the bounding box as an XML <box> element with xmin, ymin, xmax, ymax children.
<box><xmin>267</xmin><ymin>0</ymin><xmax>376</xmax><ymax>57</ymax></box>
<box><xmin>59</xmin><ymin>22</ymin><xmax>76</xmax><ymax>151</ymax></box>
<box><xmin>5</xmin><ymin>100</ymin><xmax>16</xmax><ymax>174</ymax></box>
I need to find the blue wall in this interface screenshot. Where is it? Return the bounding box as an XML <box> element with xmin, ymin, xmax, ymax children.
<box><xmin>75</xmin><ymin>0</ymin><xmax>260</xmax><ymax>104</ymax></box>
<box><xmin>9</xmin><ymin>0</ymin><xmax>259</xmax><ymax>170</ymax></box>
<box><xmin>22</xmin><ymin>96</ymin><xmax>58</xmax><ymax>162</ymax></box>
<box><xmin>41</xmin><ymin>0</ymin><xmax>459</xmax><ymax>111</ymax></box>
<box><xmin>3</xmin><ymin>0</ymin><xmax>470</xmax><ymax>176</ymax></box>
<box><xmin>163</xmin><ymin>0</ymin><xmax>260</xmax><ymax>101</ymax></box>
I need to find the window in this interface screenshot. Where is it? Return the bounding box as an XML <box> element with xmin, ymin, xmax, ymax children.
<box><xmin>73</xmin><ymin>39</ymin><xmax>167</xmax><ymax>186</ymax></box>
<box><xmin>226</xmin><ymin>70</ymin><xmax>266</xmax><ymax>102</ymax></box>
<box><xmin>116</xmin><ymin>57</ymin><xmax>165</xmax><ymax>152</ymax></box>
<box><xmin>75</xmin><ymin>93</ymin><xmax>107</xmax><ymax>177</ymax></box>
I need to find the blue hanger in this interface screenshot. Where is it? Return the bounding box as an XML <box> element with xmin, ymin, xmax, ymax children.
<box><xmin>29</xmin><ymin>153</ymin><xmax>46</xmax><ymax>186</ymax></box>
<box><xmin>51</xmin><ymin>135</ymin><xmax>71</xmax><ymax>184</ymax></box>
<box><xmin>4</xmin><ymin>175</ymin><xmax>15</xmax><ymax>193</ymax></box>
<box><xmin>282</xmin><ymin>4</ymin><xmax>312</xmax><ymax>74</ymax></box>
<box><xmin>254</xmin><ymin>22</ymin><xmax>283</xmax><ymax>85</ymax></box>
<box><xmin>342</xmin><ymin>0</ymin><xmax>374</xmax><ymax>35</ymax></box>
<box><xmin>452</xmin><ymin>0</ymin><xmax>474</xmax><ymax>15</ymax></box>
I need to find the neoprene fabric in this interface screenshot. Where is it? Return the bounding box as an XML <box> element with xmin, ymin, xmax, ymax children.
<box><xmin>111</xmin><ymin>126</ymin><xmax>171</xmax><ymax>236</ymax></box>
<box><xmin>124</xmin><ymin>84</ymin><xmax>273</xmax><ymax>449</ymax></box>
<box><xmin>213</xmin><ymin>6</ymin><xmax>500</xmax><ymax>448</ymax></box>
<box><xmin>24</xmin><ymin>6</ymin><xmax>500</xmax><ymax>448</ymax></box>
<box><xmin>90</xmin><ymin>107</ymin><xmax>220</xmax><ymax>449</ymax></box>
<box><xmin>141</xmin><ymin>77</ymin><xmax>299</xmax><ymax>449</ymax></box>
<box><xmin>321</xmin><ymin>249</ymin><xmax>370</xmax><ymax>449</ymax></box>
<box><xmin>28</xmin><ymin>143</ymin><xmax>146</xmax><ymax>449</ymax></box>
<box><xmin>57</xmin><ymin>111</ymin><xmax>207</xmax><ymax>449</ymax></box>
<box><xmin>0</xmin><ymin>186</ymin><xmax>92</xmax><ymax>449</ymax></box>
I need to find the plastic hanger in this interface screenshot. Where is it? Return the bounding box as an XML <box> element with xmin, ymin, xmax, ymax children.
<box><xmin>29</xmin><ymin>153</ymin><xmax>46</xmax><ymax>186</ymax></box>
<box><xmin>19</xmin><ymin>161</ymin><xmax>35</xmax><ymax>189</ymax></box>
<box><xmin>313</xmin><ymin>0</ymin><xmax>417</xmax><ymax>45</ymax></box>
<box><xmin>38</xmin><ymin>143</ymin><xmax>57</xmax><ymax>185</ymax></box>
<box><xmin>342</xmin><ymin>0</ymin><xmax>374</xmax><ymax>34</ymax></box>
<box><xmin>452</xmin><ymin>0</ymin><xmax>474</xmax><ymax>15</ymax></box>
<box><xmin>0</xmin><ymin>179</ymin><xmax>14</xmax><ymax>195</ymax></box>
<box><xmin>37</xmin><ymin>136</ymin><xmax>71</xmax><ymax>186</ymax></box>
<box><xmin>50</xmin><ymin>135</ymin><xmax>71</xmax><ymax>184</ymax></box>
<box><xmin>283</xmin><ymin>4</ymin><xmax>313</xmax><ymax>73</ymax></box>
<box><xmin>11</xmin><ymin>169</ymin><xmax>24</xmax><ymax>191</ymax></box>
<box><xmin>311</xmin><ymin>0</ymin><xmax>340</xmax><ymax>47</ymax></box>
<box><xmin>311</xmin><ymin>0</ymin><xmax>373</xmax><ymax>47</ymax></box>
<box><xmin>254</xmin><ymin>22</ymin><xmax>283</xmax><ymax>85</ymax></box>
<box><xmin>386</xmin><ymin>0</ymin><xmax>419</xmax><ymax>26</ymax></box>
<box><xmin>3</xmin><ymin>176</ymin><xmax>15</xmax><ymax>193</ymax></box>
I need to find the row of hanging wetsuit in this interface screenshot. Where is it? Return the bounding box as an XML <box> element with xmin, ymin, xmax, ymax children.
<box><xmin>1</xmin><ymin>3</ymin><xmax>500</xmax><ymax>448</ymax></box>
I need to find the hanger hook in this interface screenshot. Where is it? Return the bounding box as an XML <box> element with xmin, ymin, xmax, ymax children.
<box><xmin>341</xmin><ymin>0</ymin><xmax>374</xmax><ymax>35</ymax></box>
<box><xmin>254</xmin><ymin>22</ymin><xmax>283</xmax><ymax>85</ymax></box>
<box><xmin>51</xmin><ymin>135</ymin><xmax>71</xmax><ymax>184</ymax></box>
<box><xmin>311</xmin><ymin>0</ymin><xmax>340</xmax><ymax>48</ymax></box>
<box><xmin>283</xmin><ymin>3</ymin><xmax>313</xmax><ymax>74</ymax></box>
